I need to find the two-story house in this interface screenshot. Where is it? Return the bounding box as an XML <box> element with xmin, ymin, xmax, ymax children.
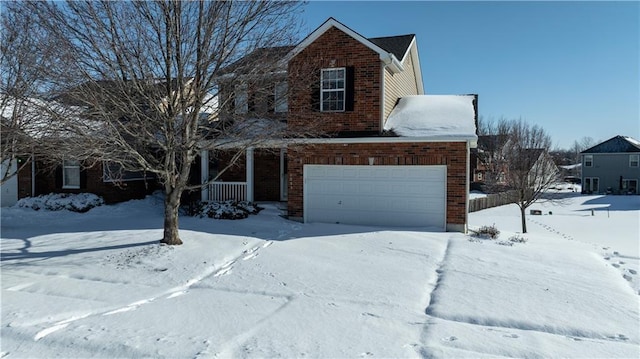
<box><xmin>580</xmin><ymin>135</ymin><xmax>640</xmax><ymax>195</ymax></box>
<box><xmin>201</xmin><ymin>17</ymin><xmax>478</xmax><ymax>232</ymax></box>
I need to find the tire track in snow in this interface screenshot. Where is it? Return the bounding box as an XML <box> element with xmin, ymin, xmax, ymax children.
<box><xmin>423</xmin><ymin>314</ymin><xmax>636</xmax><ymax>346</ymax></box>
<box><xmin>32</xmin><ymin>240</ymin><xmax>274</xmax><ymax>341</ymax></box>
<box><xmin>416</xmin><ymin>237</ymin><xmax>452</xmax><ymax>355</ymax></box>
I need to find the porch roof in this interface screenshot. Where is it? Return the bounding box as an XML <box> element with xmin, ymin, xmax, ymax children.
<box><xmin>384</xmin><ymin>95</ymin><xmax>478</xmax><ymax>141</ymax></box>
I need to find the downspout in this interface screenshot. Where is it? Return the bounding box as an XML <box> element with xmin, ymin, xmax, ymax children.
<box><xmin>31</xmin><ymin>151</ymin><xmax>35</xmax><ymax>197</ymax></box>
<box><xmin>380</xmin><ymin>63</ymin><xmax>385</xmax><ymax>132</ymax></box>
<box><xmin>464</xmin><ymin>140</ymin><xmax>470</xmax><ymax>234</ymax></box>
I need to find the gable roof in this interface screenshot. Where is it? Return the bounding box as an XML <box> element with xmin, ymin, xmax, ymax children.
<box><xmin>581</xmin><ymin>135</ymin><xmax>640</xmax><ymax>154</ymax></box>
<box><xmin>220</xmin><ymin>45</ymin><xmax>294</xmax><ymax>76</ymax></box>
<box><xmin>368</xmin><ymin>34</ymin><xmax>415</xmax><ymax>61</ymax></box>
<box><xmin>288</xmin><ymin>17</ymin><xmax>405</xmax><ymax>73</ymax></box>
<box><xmin>383</xmin><ymin>95</ymin><xmax>478</xmax><ymax>142</ymax></box>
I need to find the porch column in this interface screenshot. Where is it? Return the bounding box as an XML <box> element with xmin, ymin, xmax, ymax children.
<box><xmin>200</xmin><ymin>149</ymin><xmax>209</xmax><ymax>201</ymax></box>
<box><xmin>246</xmin><ymin>147</ymin><xmax>254</xmax><ymax>202</ymax></box>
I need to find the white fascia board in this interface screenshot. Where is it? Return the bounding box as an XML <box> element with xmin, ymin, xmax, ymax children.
<box><xmin>290</xmin><ymin>136</ymin><xmax>478</xmax><ymax>145</ymax></box>
<box><xmin>407</xmin><ymin>40</ymin><xmax>425</xmax><ymax>94</ymax></box>
<box><xmin>202</xmin><ymin>136</ymin><xmax>478</xmax><ymax>149</ymax></box>
<box><xmin>287</xmin><ymin>18</ymin><xmax>404</xmax><ymax>74</ymax></box>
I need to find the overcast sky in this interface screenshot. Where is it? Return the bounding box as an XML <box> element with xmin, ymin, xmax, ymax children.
<box><xmin>299</xmin><ymin>1</ymin><xmax>640</xmax><ymax>149</ymax></box>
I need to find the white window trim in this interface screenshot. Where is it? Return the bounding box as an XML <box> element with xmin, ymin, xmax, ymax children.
<box><xmin>235</xmin><ymin>84</ymin><xmax>248</xmax><ymax>114</ymax></box>
<box><xmin>63</xmin><ymin>159</ymin><xmax>81</xmax><ymax>189</ymax></box>
<box><xmin>584</xmin><ymin>176</ymin><xmax>599</xmax><ymax>192</ymax></box>
<box><xmin>629</xmin><ymin>154</ymin><xmax>639</xmax><ymax>167</ymax></box>
<box><xmin>274</xmin><ymin>82</ymin><xmax>288</xmax><ymax>113</ymax></box>
<box><xmin>320</xmin><ymin>67</ymin><xmax>346</xmax><ymax>112</ymax></box>
<box><xmin>584</xmin><ymin>155</ymin><xmax>593</xmax><ymax>167</ymax></box>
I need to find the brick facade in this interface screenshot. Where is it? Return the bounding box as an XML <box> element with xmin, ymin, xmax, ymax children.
<box><xmin>286</xmin><ymin>142</ymin><xmax>468</xmax><ymax>228</ymax></box>
<box><xmin>215</xmin><ymin>149</ymin><xmax>282</xmax><ymax>202</ymax></box>
<box><xmin>17</xmin><ymin>160</ymin><xmax>159</xmax><ymax>204</ymax></box>
<box><xmin>288</xmin><ymin>26</ymin><xmax>382</xmax><ymax>134</ymax></box>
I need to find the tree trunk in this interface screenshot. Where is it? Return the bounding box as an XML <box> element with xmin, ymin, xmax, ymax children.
<box><xmin>161</xmin><ymin>189</ymin><xmax>183</xmax><ymax>245</ymax></box>
<box><xmin>520</xmin><ymin>206</ymin><xmax>528</xmax><ymax>234</ymax></box>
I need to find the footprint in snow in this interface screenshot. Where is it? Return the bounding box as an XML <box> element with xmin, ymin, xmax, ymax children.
<box><xmin>243</xmin><ymin>252</ymin><xmax>259</xmax><ymax>261</ymax></box>
<box><xmin>441</xmin><ymin>336</ymin><xmax>457</xmax><ymax>342</ymax></box>
<box><xmin>628</xmin><ymin>269</ymin><xmax>637</xmax><ymax>275</ymax></box>
<box><xmin>214</xmin><ymin>266</ymin><xmax>232</xmax><ymax>277</ymax></box>
<box><xmin>503</xmin><ymin>334</ymin><xmax>519</xmax><ymax>339</ymax></box>
<box><xmin>607</xmin><ymin>334</ymin><xmax>629</xmax><ymax>341</ymax></box>
<box><xmin>612</xmin><ymin>263</ymin><xmax>620</xmax><ymax>268</ymax></box>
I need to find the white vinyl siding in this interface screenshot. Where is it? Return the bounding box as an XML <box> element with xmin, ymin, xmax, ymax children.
<box><xmin>584</xmin><ymin>155</ymin><xmax>593</xmax><ymax>167</ymax></box>
<box><xmin>383</xmin><ymin>44</ymin><xmax>420</xmax><ymax>121</ymax></box>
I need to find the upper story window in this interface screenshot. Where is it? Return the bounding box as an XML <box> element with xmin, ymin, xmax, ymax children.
<box><xmin>274</xmin><ymin>82</ymin><xmax>288</xmax><ymax>113</ymax></box>
<box><xmin>321</xmin><ymin>68</ymin><xmax>345</xmax><ymax>112</ymax></box>
<box><xmin>234</xmin><ymin>84</ymin><xmax>248</xmax><ymax>114</ymax></box>
<box><xmin>63</xmin><ymin>159</ymin><xmax>80</xmax><ymax>189</ymax></box>
<box><xmin>630</xmin><ymin>154</ymin><xmax>639</xmax><ymax>167</ymax></box>
<box><xmin>584</xmin><ymin>155</ymin><xmax>593</xmax><ymax>167</ymax></box>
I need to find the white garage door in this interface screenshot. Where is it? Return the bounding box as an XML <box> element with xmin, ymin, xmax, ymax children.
<box><xmin>304</xmin><ymin>165</ymin><xmax>446</xmax><ymax>229</ymax></box>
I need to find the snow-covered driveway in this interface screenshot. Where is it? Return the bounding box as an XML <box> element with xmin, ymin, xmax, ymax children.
<box><xmin>1</xmin><ymin>194</ymin><xmax>638</xmax><ymax>358</ymax></box>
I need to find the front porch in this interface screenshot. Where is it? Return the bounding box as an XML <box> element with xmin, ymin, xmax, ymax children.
<box><xmin>200</xmin><ymin>147</ymin><xmax>287</xmax><ymax>203</ymax></box>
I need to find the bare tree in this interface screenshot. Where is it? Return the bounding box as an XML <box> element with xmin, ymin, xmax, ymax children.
<box><xmin>502</xmin><ymin>119</ymin><xmax>558</xmax><ymax>233</ymax></box>
<box><xmin>479</xmin><ymin>117</ymin><xmax>558</xmax><ymax>233</ymax></box>
<box><xmin>0</xmin><ymin>4</ymin><xmax>61</xmax><ymax>184</ymax></box>
<box><xmin>476</xmin><ymin>116</ymin><xmax>511</xmax><ymax>191</ymax></box>
<box><xmin>22</xmin><ymin>0</ymin><xmax>314</xmax><ymax>245</ymax></box>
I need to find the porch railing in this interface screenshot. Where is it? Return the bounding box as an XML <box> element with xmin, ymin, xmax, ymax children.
<box><xmin>207</xmin><ymin>181</ymin><xmax>247</xmax><ymax>202</ymax></box>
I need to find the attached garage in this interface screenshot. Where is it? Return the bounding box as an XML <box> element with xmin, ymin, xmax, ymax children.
<box><xmin>304</xmin><ymin>165</ymin><xmax>446</xmax><ymax>229</ymax></box>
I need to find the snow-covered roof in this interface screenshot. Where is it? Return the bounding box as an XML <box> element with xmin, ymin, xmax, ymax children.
<box><xmin>383</xmin><ymin>95</ymin><xmax>477</xmax><ymax>141</ymax></box>
<box><xmin>1</xmin><ymin>95</ymin><xmax>86</xmax><ymax>139</ymax></box>
<box><xmin>559</xmin><ymin>163</ymin><xmax>582</xmax><ymax>170</ymax></box>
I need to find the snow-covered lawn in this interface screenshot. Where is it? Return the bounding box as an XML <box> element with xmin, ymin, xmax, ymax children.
<box><xmin>1</xmin><ymin>192</ymin><xmax>638</xmax><ymax>358</ymax></box>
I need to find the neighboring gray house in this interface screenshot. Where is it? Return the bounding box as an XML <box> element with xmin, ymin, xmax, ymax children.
<box><xmin>580</xmin><ymin>135</ymin><xmax>640</xmax><ymax>195</ymax></box>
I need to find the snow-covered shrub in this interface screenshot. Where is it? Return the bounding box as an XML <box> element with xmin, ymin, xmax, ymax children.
<box><xmin>192</xmin><ymin>200</ymin><xmax>263</xmax><ymax>220</ymax></box>
<box><xmin>472</xmin><ymin>225</ymin><xmax>500</xmax><ymax>239</ymax></box>
<box><xmin>15</xmin><ymin>193</ymin><xmax>105</xmax><ymax>213</ymax></box>
<box><xmin>496</xmin><ymin>240</ymin><xmax>514</xmax><ymax>246</ymax></box>
<box><xmin>508</xmin><ymin>234</ymin><xmax>528</xmax><ymax>244</ymax></box>
<box><xmin>496</xmin><ymin>235</ymin><xmax>528</xmax><ymax>246</ymax></box>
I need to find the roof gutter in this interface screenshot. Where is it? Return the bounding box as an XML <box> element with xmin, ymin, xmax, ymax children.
<box><xmin>203</xmin><ymin>136</ymin><xmax>478</xmax><ymax>150</ymax></box>
<box><xmin>382</xmin><ymin>53</ymin><xmax>404</xmax><ymax>73</ymax></box>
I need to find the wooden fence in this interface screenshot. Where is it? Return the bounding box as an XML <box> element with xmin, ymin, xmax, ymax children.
<box><xmin>469</xmin><ymin>190</ymin><xmax>518</xmax><ymax>212</ymax></box>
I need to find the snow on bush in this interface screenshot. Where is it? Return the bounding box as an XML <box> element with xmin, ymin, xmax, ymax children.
<box><xmin>15</xmin><ymin>193</ymin><xmax>105</xmax><ymax>213</ymax></box>
<box><xmin>193</xmin><ymin>200</ymin><xmax>263</xmax><ymax>220</ymax></box>
<box><xmin>471</xmin><ymin>224</ymin><xmax>500</xmax><ymax>239</ymax></box>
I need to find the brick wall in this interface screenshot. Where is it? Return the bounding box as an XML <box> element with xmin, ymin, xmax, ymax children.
<box><xmin>215</xmin><ymin>149</ymin><xmax>281</xmax><ymax>202</ymax></box>
<box><xmin>286</xmin><ymin>142</ymin><xmax>468</xmax><ymax>228</ymax></box>
<box><xmin>18</xmin><ymin>160</ymin><xmax>159</xmax><ymax>204</ymax></box>
<box><xmin>288</xmin><ymin>26</ymin><xmax>382</xmax><ymax>134</ymax></box>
